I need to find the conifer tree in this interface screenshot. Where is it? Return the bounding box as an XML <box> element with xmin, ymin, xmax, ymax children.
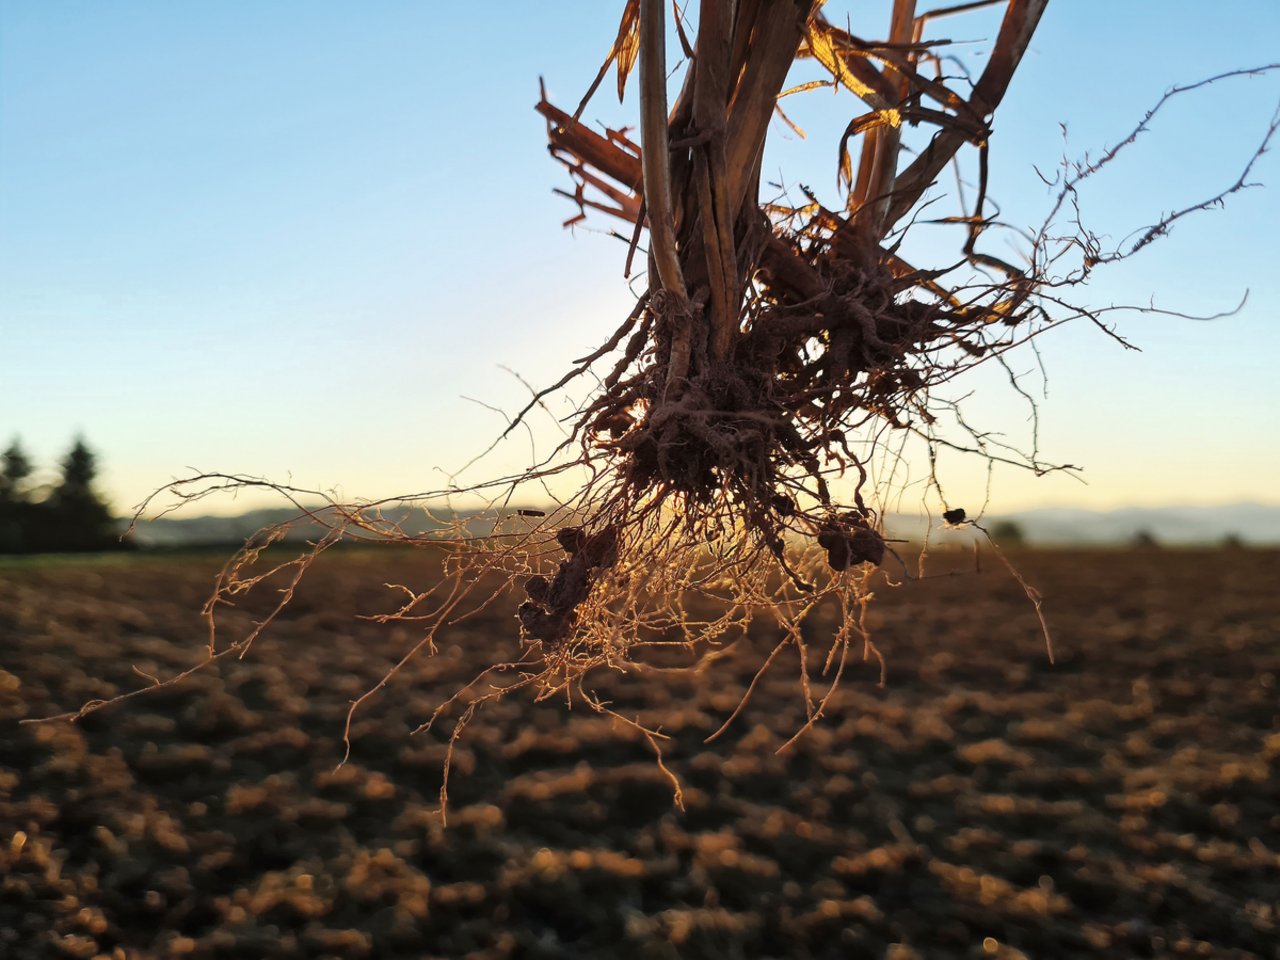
<box><xmin>45</xmin><ymin>437</ymin><xmax>121</xmax><ymax>552</ymax></box>
<box><xmin>0</xmin><ymin>439</ymin><xmax>35</xmax><ymax>552</ymax></box>
<box><xmin>0</xmin><ymin>439</ymin><xmax>34</xmax><ymax>502</ymax></box>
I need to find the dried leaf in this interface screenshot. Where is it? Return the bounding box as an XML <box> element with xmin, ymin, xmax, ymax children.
<box><xmin>774</xmin><ymin>102</ymin><xmax>807</xmax><ymax>139</ymax></box>
<box><xmin>573</xmin><ymin>0</ymin><xmax>642</xmax><ymax>120</ymax></box>
<box><xmin>837</xmin><ymin>111</ymin><xmax>898</xmax><ymax>190</ymax></box>
<box><xmin>615</xmin><ymin>0</ymin><xmax>642</xmax><ymax>102</ymax></box>
<box><xmin>804</xmin><ymin>18</ymin><xmax>894</xmax><ymax>110</ymax></box>
<box><xmin>671</xmin><ymin>0</ymin><xmax>694</xmax><ymax>59</ymax></box>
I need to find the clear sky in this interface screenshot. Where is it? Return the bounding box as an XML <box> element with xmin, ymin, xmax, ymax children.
<box><xmin>2</xmin><ymin>2</ymin><xmax>1278</xmax><ymax>518</ymax></box>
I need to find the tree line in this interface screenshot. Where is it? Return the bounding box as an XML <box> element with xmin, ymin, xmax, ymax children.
<box><xmin>0</xmin><ymin>437</ymin><xmax>125</xmax><ymax>554</ymax></box>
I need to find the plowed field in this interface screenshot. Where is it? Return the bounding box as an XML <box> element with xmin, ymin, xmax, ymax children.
<box><xmin>2</xmin><ymin>548</ymin><xmax>1277</xmax><ymax>958</ymax></box>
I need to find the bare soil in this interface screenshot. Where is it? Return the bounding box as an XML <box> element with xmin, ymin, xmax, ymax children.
<box><xmin>2</xmin><ymin>547</ymin><xmax>1277</xmax><ymax>958</ymax></box>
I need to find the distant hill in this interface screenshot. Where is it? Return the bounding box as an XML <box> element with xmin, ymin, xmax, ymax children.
<box><xmin>884</xmin><ymin>502</ymin><xmax>1280</xmax><ymax>547</ymax></box>
<box><xmin>121</xmin><ymin>502</ymin><xmax>1280</xmax><ymax>549</ymax></box>
<box><xmin>119</xmin><ymin>505</ymin><xmax>475</xmax><ymax>548</ymax></box>
<box><xmin>995</xmin><ymin>503</ymin><xmax>1280</xmax><ymax>546</ymax></box>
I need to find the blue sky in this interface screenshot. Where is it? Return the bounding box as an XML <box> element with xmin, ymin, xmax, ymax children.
<box><xmin>2</xmin><ymin>2</ymin><xmax>1278</xmax><ymax>517</ymax></box>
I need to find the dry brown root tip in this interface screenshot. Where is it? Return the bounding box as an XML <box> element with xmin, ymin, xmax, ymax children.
<box><xmin>816</xmin><ymin>511</ymin><xmax>885</xmax><ymax>571</ymax></box>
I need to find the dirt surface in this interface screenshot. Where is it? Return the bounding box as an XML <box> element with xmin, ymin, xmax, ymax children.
<box><xmin>2</xmin><ymin>547</ymin><xmax>1277</xmax><ymax>958</ymax></box>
